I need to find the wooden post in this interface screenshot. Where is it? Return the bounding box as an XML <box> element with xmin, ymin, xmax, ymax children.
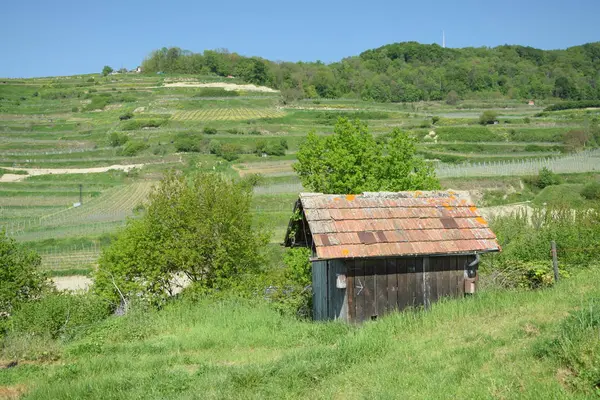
<box><xmin>551</xmin><ymin>240</ymin><xmax>559</xmax><ymax>282</ymax></box>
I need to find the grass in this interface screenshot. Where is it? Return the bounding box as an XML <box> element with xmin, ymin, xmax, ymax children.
<box><xmin>2</xmin><ymin>267</ymin><xmax>600</xmax><ymax>399</ymax></box>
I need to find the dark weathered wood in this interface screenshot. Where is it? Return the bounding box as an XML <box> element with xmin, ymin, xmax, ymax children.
<box><xmin>375</xmin><ymin>261</ymin><xmax>388</xmax><ymax>316</ymax></box>
<box><xmin>363</xmin><ymin>259</ymin><xmax>377</xmax><ymax>320</ymax></box>
<box><xmin>354</xmin><ymin>259</ymin><xmax>366</xmax><ymax>322</ymax></box>
<box><xmin>398</xmin><ymin>258</ymin><xmax>411</xmax><ymax>310</ymax></box>
<box><xmin>386</xmin><ymin>258</ymin><xmax>398</xmax><ymax>312</ymax></box>
<box><xmin>413</xmin><ymin>257</ymin><xmax>424</xmax><ymax>308</ymax></box>
<box><xmin>458</xmin><ymin>255</ymin><xmax>468</xmax><ymax>296</ymax></box>
<box><xmin>329</xmin><ymin>260</ymin><xmax>347</xmax><ymax>320</ymax></box>
<box><xmin>346</xmin><ymin>259</ymin><xmax>355</xmax><ymax>322</ymax></box>
<box><xmin>450</xmin><ymin>256</ymin><xmax>460</xmax><ymax>297</ymax></box>
<box><xmin>429</xmin><ymin>256</ymin><xmax>439</xmax><ymax>303</ymax></box>
<box><xmin>551</xmin><ymin>241</ymin><xmax>559</xmax><ymax>282</ymax></box>
<box><xmin>312</xmin><ymin>260</ymin><xmax>328</xmax><ymax>320</ymax></box>
<box><xmin>422</xmin><ymin>257</ymin><xmax>431</xmax><ymax>309</ymax></box>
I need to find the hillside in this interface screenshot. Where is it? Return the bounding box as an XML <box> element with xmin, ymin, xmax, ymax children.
<box><xmin>141</xmin><ymin>42</ymin><xmax>600</xmax><ymax>102</ymax></box>
<box><xmin>2</xmin><ymin>267</ymin><xmax>599</xmax><ymax>399</ymax></box>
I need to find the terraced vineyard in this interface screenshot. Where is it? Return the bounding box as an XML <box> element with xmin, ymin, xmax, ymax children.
<box><xmin>172</xmin><ymin>108</ymin><xmax>285</xmax><ymax>121</ymax></box>
<box><xmin>4</xmin><ymin>181</ymin><xmax>155</xmax><ymax>240</ymax></box>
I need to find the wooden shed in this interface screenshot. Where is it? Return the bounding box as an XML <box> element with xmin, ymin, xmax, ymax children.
<box><xmin>284</xmin><ymin>191</ymin><xmax>501</xmax><ymax>323</ymax></box>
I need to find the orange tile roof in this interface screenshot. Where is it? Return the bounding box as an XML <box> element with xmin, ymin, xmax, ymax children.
<box><xmin>295</xmin><ymin>191</ymin><xmax>500</xmax><ymax>260</ymax></box>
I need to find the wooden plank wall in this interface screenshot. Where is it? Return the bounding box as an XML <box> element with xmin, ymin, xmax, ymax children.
<box><xmin>312</xmin><ymin>260</ymin><xmax>328</xmax><ymax>320</ymax></box>
<box><xmin>344</xmin><ymin>254</ymin><xmax>475</xmax><ymax>323</ymax></box>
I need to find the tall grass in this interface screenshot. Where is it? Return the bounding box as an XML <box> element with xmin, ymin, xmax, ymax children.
<box><xmin>2</xmin><ymin>267</ymin><xmax>600</xmax><ymax>399</ymax></box>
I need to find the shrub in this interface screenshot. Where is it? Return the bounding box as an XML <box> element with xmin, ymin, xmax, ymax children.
<box><xmin>0</xmin><ymin>235</ymin><xmax>47</xmax><ymax>316</ymax></box>
<box><xmin>118</xmin><ymin>141</ymin><xmax>148</xmax><ymax>156</ymax></box>
<box><xmin>535</xmin><ymin>167</ymin><xmax>561</xmax><ymax>189</ymax></box>
<box><xmin>10</xmin><ymin>292</ymin><xmax>110</xmax><ymax>340</ymax></box>
<box><xmin>226</xmin><ymin>128</ymin><xmax>244</xmax><ymax>135</ymax></box>
<box><xmin>122</xmin><ymin>119</ymin><xmax>167</xmax><ymax>131</ymax></box>
<box><xmin>71</xmin><ymin>106</ymin><xmax>78</xmax><ymax>112</ymax></box>
<box><xmin>192</xmin><ymin>88</ymin><xmax>239</xmax><ymax>97</ymax></box>
<box><xmin>563</xmin><ymin>129</ymin><xmax>589</xmax><ymax>152</ymax></box>
<box><xmin>268</xmin><ymin>247</ymin><xmax>312</xmax><ymax>318</ymax></box>
<box><xmin>581</xmin><ymin>181</ymin><xmax>600</xmax><ymax>200</ymax></box>
<box><xmin>107</xmin><ymin>132</ymin><xmax>129</xmax><ymax>147</ymax></box>
<box><xmin>431</xmin><ymin>116</ymin><xmax>440</xmax><ymax>125</ymax></box>
<box><xmin>479</xmin><ymin>110</ymin><xmax>498</xmax><ymax>125</ymax></box>
<box><xmin>445</xmin><ymin>90</ymin><xmax>459</xmax><ymax>105</ymax></box>
<box><xmin>174</xmin><ymin>133</ymin><xmax>201</xmax><ymax>152</ymax></box>
<box><xmin>119</xmin><ymin>112</ymin><xmax>133</xmax><ymax>121</ymax></box>
<box><xmin>94</xmin><ymin>172</ymin><xmax>269</xmax><ymax>307</ymax></box>
<box><xmin>203</xmin><ymin>127</ymin><xmax>217</xmax><ymax>135</ymax></box>
<box><xmin>248</xmin><ymin>129</ymin><xmax>262</xmax><ymax>135</ymax></box>
<box><xmin>544</xmin><ymin>100</ymin><xmax>600</xmax><ymax>112</ymax></box>
<box><xmin>219</xmin><ymin>143</ymin><xmax>242</xmax><ymax>161</ymax></box>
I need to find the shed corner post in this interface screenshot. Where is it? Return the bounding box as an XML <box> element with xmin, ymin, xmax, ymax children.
<box><xmin>422</xmin><ymin>256</ymin><xmax>431</xmax><ymax>310</ymax></box>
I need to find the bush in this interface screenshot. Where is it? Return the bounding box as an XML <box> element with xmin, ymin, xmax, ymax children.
<box><xmin>226</xmin><ymin>128</ymin><xmax>244</xmax><ymax>135</ymax></box>
<box><xmin>0</xmin><ymin>235</ymin><xmax>47</xmax><ymax>316</ymax></box>
<box><xmin>10</xmin><ymin>292</ymin><xmax>110</xmax><ymax>340</ymax></box>
<box><xmin>122</xmin><ymin>119</ymin><xmax>167</xmax><ymax>131</ymax></box>
<box><xmin>445</xmin><ymin>90</ymin><xmax>459</xmax><ymax>105</ymax></box>
<box><xmin>219</xmin><ymin>143</ymin><xmax>242</xmax><ymax>161</ymax></box>
<box><xmin>94</xmin><ymin>172</ymin><xmax>269</xmax><ymax>307</ymax></box>
<box><xmin>203</xmin><ymin>127</ymin><xmax>217</xmax><ymax>135</ymax></box>
<box><xmin>268</xmin><ymin>248</ymin><xmax>312</xmax><ymax>318</ymax></box>
<box><xmin>107</xmin><ymin>132</ymin><xmax>129</xmax><ymax>147</ymax></box>
<box><xmin>173</xmin><ymin>133</ymin><xmax>201</xmax><ymax>152</ymax></box>
<box><xmin>119</xmin><ymin>112</ymin><xmax>133</xmax><ymax>121</ymax></box>
<box><xmin>581</xmin><ymin>181</ymin><xmax>600</xmax><ymax>200</ymax></box>
<box><xmin>71</xmin><ymin>106</ymin><xmax>79</xmax><ymax>113</ymax></box>
<box><xmin>535</xmin><ymin>167</ymin><xmax>561</xmax><ymax>189</ymax></box>
<box><xmin>479</xmin><ymin>110</ymin><xmax>498</xmax><ymax>125</ymax></box>
<box><xmin>192</xmin><ymin>88</ymin><xmax>239</xmax><ymax>97</ymax></box>
<box><xmin>118</xmin><ymin>141</ymin><xmax>148</xmax><ymax>156</ymax></box>
<box><xmin>544</xmin><ymin>100</ymin><xmax>600</xmax><ymax>112</ymax></box>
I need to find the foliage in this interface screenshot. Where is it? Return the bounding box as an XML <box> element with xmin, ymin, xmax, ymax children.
<box><xmin>192</xmin><ymin>88</ymin><xmax>239</xmax><ymax>97</ymax></box>
<box><xmin>294</xmin><ymin>118</ymin><xmax>440</xmax><ymax>193</ymax></box>
<box><xmin>254</xmin><ymin>140</ymin><xmax>286</xmax><ymax>156</ymax></box>
<box><xmin>9</xmin><ymin>292</ymin><xmax>110</xmax><ymax>340</ymax></box>
<box><xmin>203</xmin><ymin>126</ymin><xmax>217</xmax><ymax>135</ymax></box>
<box><xmin>0</xmin><ymin>233</ymin><xmax>47</xmax><ymax>315</ymax></box>
<box><xmin>94</xmin><ymin>172</ymin><xmax>270</xmax><ymax>307</ymax></box>
<box><xmin>117</xmin><ymin>141</ymin><xmax>149</xmax><ymax>156</ymax></box>
<box><xmin>122</xmin><ymin>119</ymin><xmax>167</xmax><ymax>131</ymax></box>
<box><xmin>479</xmin><ymin>110</ymin><xmax>498</xmax><ymax>125</ymax></box>
<box><xmin>142</xmin><ymin>42</ymin><xmax>600</xmax><ymax>102</ymax></box>
<box><xmin>107</xmin><ymin>132</ymin><xmax>129</xmax><ymax>147</ymax></box>
<box><xmin>268</xmin><ymin>248</ymin><xmax>312</xmax><ymax>318</ymax></box>
<box><xmin>173</xmin><ymin>132</ymin><xmax>202</xmax><ymax>152</ymax></box>
<box><xmin>101</xmin><ymin>66</ymin><xmax>113</xmax><ymax>76</ymax></box>
<box><xmin>119</xmin><ymin>112</ymin><xmax>133</xmax><ymax>120</ymax></box>
<box><xmin>485</xmin><ymin>206</ymin><xmax>600</xmax><ymax>287</ymax></box>
<box><xmin>445</xmin><ymin>90</ymin><xmax>459</xmax><ymax>105</ymax></box>
<box><xmin>581</xmin><ymin>181</ymin><xmax>600</xmax><ymax>200</ymax></box>
<box><xmin>535</xmin><ymin>167</ymin><xmax>561</xmax><ymax>189</ymax></box>
<box><xmin>563</xmin><ymin>129</ymin><xmax>590</xmax><ymax>151</ymax></box>
<box><xmin>544</xmin><ymin>100</ymin><xmax>600</xmax><ymax>111</ymax></box>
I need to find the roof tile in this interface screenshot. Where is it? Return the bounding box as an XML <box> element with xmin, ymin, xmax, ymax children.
<box><xmin>294</xmin><ymin>191</ymin><xmax>500</xmax><ymax>259</ymax></box>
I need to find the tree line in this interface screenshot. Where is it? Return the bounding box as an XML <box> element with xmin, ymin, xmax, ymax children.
<box><xmin>141</xmin><ymin>42</ymin><xmax>600</xmax><ymax>102</ymax></box>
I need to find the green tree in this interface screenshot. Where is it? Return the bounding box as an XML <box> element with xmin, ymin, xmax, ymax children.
<box><xmin>0</xmin><ymin>233</ymin><xmax>47</xmax><ymax>314</ymax></box>
<box><xmin>102</xmin><ymin>66</ymin><xmax>113</xmax><ymax>76</ymax></box>
<box><xmin>479</xmin><ymin>110</ymin><xmax>498</xmax><ymax>125</ymax></box>
<box><xmin>445</xmin><ymin>90</ymin><xmax>459</xmax><ymax>105</ymax></box>
<box><xmin>94</xmin><ymin>172</ymin><xmax>269</xmax><ymax>306</ymax></box>
<box><xmin>294</xmin><ymin>118</ymin><xmax>439</xmax><ymax>194</ymax></box>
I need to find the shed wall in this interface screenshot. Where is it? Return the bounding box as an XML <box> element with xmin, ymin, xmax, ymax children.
<box><xmin>312</xmin><ymin>254</ymin><xmax>476</xmax><ymax>322</ymax></box>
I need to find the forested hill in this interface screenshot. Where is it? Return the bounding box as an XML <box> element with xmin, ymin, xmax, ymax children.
<box><xmin>141</xmin><ymin>42</ymin><xmax>600</xmax><ymax>102</ymax></box>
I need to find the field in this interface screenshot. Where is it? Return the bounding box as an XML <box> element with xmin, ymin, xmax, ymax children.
<box><xmin>172</xmin><ymin>108</ymin><xmax>286</xmax><ymax>121</ymax></box>
<box><xmin>1</xmin><ymin>267</ymin><xmax>599</xmax><ymax>399</ymax></box>
<box><xmin>1</xmin><ymin>73</ymin><xmax>600</xmax><ymax>274</ymax></box>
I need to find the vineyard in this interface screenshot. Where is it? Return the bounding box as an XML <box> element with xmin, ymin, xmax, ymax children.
<box><xmin>172</xmin><ymin>108</ymin><xmax>285</xmax><ymax>121</ymax></box>
<box><xmin>4</xmin><ymin>181</ymin><xmax>155</xmax><ymax>240</ymax></box>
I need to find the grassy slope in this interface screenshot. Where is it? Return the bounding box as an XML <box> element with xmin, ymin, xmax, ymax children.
<box><xmin>3</xmin><ymin>268</ymin><xmax>599</xmax><ymax>399</ymax></box>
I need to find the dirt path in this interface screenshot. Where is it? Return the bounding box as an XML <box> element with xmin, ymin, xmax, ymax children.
<box><xmin>0</xmin><ymin>163</ymin><xmax>144</xmax><ymax>182</ymax></box>
<box><xmin>51</xmin><ymin>275</ymin><xmax>93</xmax><ymax>291</ymax></box>
<box><xmin>163</xmin><ymin>82</ymin><xmax>278</xmax><ymax>93</ymax></box>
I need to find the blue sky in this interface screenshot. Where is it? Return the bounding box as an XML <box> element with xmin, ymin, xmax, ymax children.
<box><xmin>1</xmin><ymin>0</ymin><xmax>599</xmax><ymax>78</ymax></box>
